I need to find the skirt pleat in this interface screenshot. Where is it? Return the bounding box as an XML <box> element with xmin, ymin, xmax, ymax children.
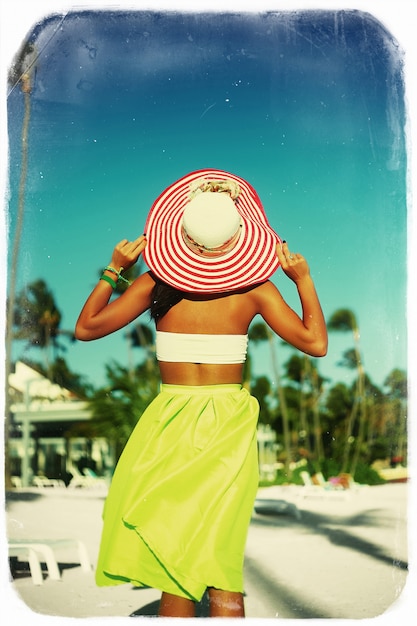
<box><xmin>95</xmin><ymin>384</ymin><xmax>259</xmax><ymax>601</ymax></box>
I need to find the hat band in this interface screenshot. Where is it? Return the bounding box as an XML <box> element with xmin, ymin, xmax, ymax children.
<box><xmin>181</xmin><ymin>224</ymin><xmax>242</xmax><ymax>258</ymax></box>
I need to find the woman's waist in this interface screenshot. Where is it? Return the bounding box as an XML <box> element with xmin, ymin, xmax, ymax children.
<box><xmin>160</xmin><ymin>383</ymin><xmax>244</xmax><ymax>395</ymax></box>
<box><xmin>158</xmin><ymin>361</ymin><xmax>244</xmax><ymax>386</ymax></box>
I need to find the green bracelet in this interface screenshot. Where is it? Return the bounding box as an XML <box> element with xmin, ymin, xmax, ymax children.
<box><xmin>104</xmin><ymin>266</ymin><xmax>119</xmax><ymax>277</ymax></box>
<box><xmin>104</xmin><ymin>265</ymin><xmax>131</xmax><ymax>286</ymax></box>
<box><xmin>100</xmin><ymin>274</ymin><xmax>117</xmax><ymax>289</ymax></box>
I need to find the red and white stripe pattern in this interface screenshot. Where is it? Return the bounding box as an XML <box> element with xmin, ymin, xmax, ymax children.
<box><xmin>143</xmin><ymin>168</ymin><xmax>281</xmax><ymax>293</ymax></box>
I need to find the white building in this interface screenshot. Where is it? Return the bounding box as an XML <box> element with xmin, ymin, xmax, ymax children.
<box><xmin>8</xmin><ymin>361</ymin><xmax>114</xmax><ymax>487</ymax></box>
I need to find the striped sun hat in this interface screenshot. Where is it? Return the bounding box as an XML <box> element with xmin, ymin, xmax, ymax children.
<box><xmin>143</xmin><ymin>168</ymin><xmax>281</xmax><ymax>293</ymax></box>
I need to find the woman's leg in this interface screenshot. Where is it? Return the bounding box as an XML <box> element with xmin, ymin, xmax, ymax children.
<box><xmin>208</xmin><ymin>588</ymin><xmax>245</xmax><ymax>617</ymax></box>
<box><xmin>158</xmin><ymin>592</ymin><xmax>196</xmax><ymax>617</ymax></box>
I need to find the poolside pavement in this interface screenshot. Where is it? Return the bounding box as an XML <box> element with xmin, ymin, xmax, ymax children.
<box><xmin>3</xmin><ymin>481</ymin><xmax>415</xmax><ymax>623</ymax></box>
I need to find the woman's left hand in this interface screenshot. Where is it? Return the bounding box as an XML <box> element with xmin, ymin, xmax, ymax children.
<box><xmin>109</xmin><ymin>235</ymin><xmax>147</xmax><ymax>272</ymax></box>
<box><xmin>276</xmin><ymin>242</ymin><xmax>310</xmax><ymax>284</ymax></box>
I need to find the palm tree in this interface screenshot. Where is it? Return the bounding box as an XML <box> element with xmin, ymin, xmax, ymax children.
<box><xmin>6</xmin><ymin>42</ymin><xmax>38</xmax><ymax>364</ymax></box>
<box><xmin>327</xmin><ymin>309</ymin><xmax>366</xmax><ymax>476</ymax></box>
<box><xmin>362</xmin><ymin>377</ymin><xmax>385</xmax><ymax>465</ymax></box>
<box><xmin>284</xmin><ymin>354</ymin><xmax>327</xmax><ymax>469</ymax></box>
<box><xmin>12</xmin><ymin>279</ymin><xmax>75</xmax><ymax>378</ymax></box>
<box><xmin>249</xmin><ymin>322</ymin><xmax>292</xmax><ymax>476</ymax></box>
<box><xmin>84</xmin><ymin>360</ymin><xmax>160</xmax><ymax>461</ymax></box>
<box><xmin>283</xmin><ymin>354</ymin><xmax>311</xmax><ymax>456</ymax></box>
<box><xmin>5</xmin><ymin>41</ymin><xmax>38</xmax><ymax>487</ymax></box>
<box><xmin>383</xmin><ymin>369</ymin><xmax>408</xmax><ymax>465</ymax></box>
<box><xmin>250</xmin><ymin>375</ymin><xmax>275</xmax><ymax>425</ymax></box>
<box><xmin>304</xmin><ymin>357</ymin><xmax>326</xmax><ymax>467</ymax></box>
<box><xmin>324</xmin><ymin>381</ymin><xmax>355</xmax><ymax>461</ymax></box>
<box><xmin>21</xmin><ymin>356</ymin><xmax>92</xmax><ymax>399</ymax></box>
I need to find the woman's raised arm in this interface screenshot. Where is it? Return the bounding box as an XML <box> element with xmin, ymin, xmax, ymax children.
<box><xmin>254</xmin><ymin>242</ymin><xmax>328</xmax><ymax>357</ymax></box>
<box><xmin>75</xmin><ymin>235</ymin><xmax>152</xmax><ymax>341</ymax></box>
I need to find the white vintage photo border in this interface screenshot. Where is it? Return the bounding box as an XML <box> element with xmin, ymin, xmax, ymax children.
<box><xmin>1</xmin><ymin>2</ymin><xmax>415</xmax><ymax>624</ymax></box>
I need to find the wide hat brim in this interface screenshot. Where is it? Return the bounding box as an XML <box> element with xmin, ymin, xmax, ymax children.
<box><xmin>143</xmin><ymin>168</ymin><xmax>281</xmax><ymax>293</ymax></box>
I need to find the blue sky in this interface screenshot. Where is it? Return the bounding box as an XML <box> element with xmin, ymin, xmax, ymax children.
<box><xmin>5</xmin><ymin>8</ymin><xmax>408</xmax><ymax>391</ymax></box>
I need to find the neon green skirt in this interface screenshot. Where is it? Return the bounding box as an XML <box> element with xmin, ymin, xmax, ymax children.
<box><xmin>95</xmin><ymin>384</ymin><xmax>259</xmax><ymax>601</ymax></box>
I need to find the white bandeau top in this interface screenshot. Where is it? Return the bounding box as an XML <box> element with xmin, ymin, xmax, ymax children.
<box><xmin>155</xmin><ymin>331</ymin><xmax>248</xmax><ymax>364</ymax></box>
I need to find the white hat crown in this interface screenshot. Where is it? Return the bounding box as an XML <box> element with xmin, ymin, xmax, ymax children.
<box><xmin>182</xmin><ymin>192</ymin><xmax>241</xmax><ymax>250</ymax></box>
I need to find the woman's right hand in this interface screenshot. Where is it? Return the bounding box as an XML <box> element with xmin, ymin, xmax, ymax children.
<box><xmin>109</xmin><ymin>235</ymin><xmax>147</xmax><ymax>272</ymax></box>
<box><xmin>276</xmin><ymin>242</ymin><xmax>310</xmax><ymax>284</ymax></box>
<box><xmin>253</xmin><ymin>242</ymin><xmax>327</xmax><ymax>357</ymax></box>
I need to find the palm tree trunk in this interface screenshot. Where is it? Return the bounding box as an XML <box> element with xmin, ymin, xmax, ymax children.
<box><xmin>341</xmin><ymin>388</ymin><xmax>358</xmax><ymax>474</ymax></box>
<box><xmin>364</xmin><ymin>397</ymin><xmax>377</xmax><ymax>464</ymax></box>
<box><xmin>348</xmin><ymin>332</ymin><xmax>366</xmax><ymax>477</ymax></box>
<box><xmin>298</xmin><ymin>357</ymin><xmax>311</xmax><ymax>455</ymax></box>
<box><xmin>4</xmin><ymin>74</ymin><xmax>32</xmax><ymax>488</ymax></box>
<box><xmin>310</xmin><ymin>364</ymin><xmax>324</xmax><ymax>466</ymax></box>
<box><xmin>327</xmin><ymin>309</ymin><xmax>367</xmax><ymax>477</ymax></box>
<box><xmin>349</xmin><ymin>362</ymin><xmax>366</xmax><ymax>477</ymax></box>
<box><xmin>267</xmin><ymin>330</ymin><xmax>292</xmax><ymax>477</ymax></box>
<box><xmin>397</xmin><ymin>399</ymin><xmax>407</xmax><ymax>464</ymax></box>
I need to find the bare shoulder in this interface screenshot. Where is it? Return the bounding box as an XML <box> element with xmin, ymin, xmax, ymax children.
<box><xmin>128</xmin><ymin>271</ymin><xmax>156</xmax><ymax>301</ymax></box>
<box><xmin>248</xmin><ymin>280</ymin><xmax>283</xmax><ymax>305</ymax></box>
<box><xmin>132</xmin><ymin>271</ymin><xmax>156</xmax><ymax>290</ymax></box>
